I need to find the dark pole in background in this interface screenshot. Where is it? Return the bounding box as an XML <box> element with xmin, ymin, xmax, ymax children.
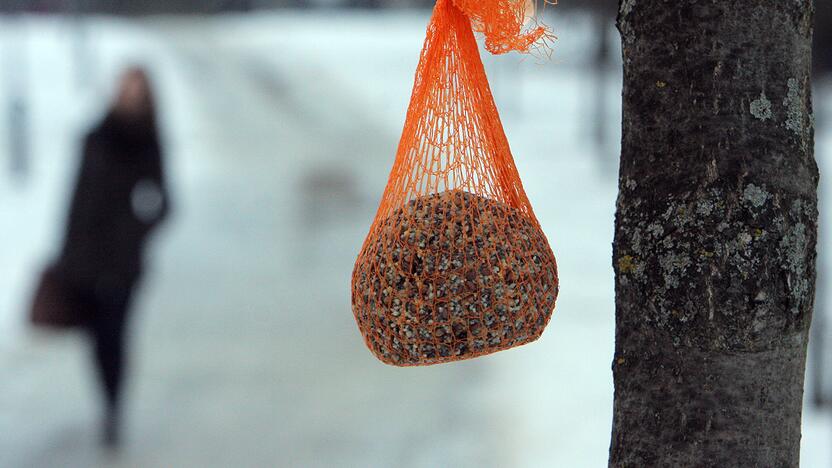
<box><xmin>592</xmin><ymin>13</ymin><xmax>609</xmax><ymax>161</ymax></box>
<box><xmin>811</xmin><ymin>177</ymin><xmax>829</xmax><ymax>409</ymax></box>
<box><xmin>4</xmin><ymin>15</ymin><xmax>30</xmax><ymax>186</ymax></box>
<box><xmin>809</xmin><ymin>84</ymin><xmax>831</xmax><ymax>467</ymax></box>
<box><xmin>810</xmin><ymin>3</ymin><xmax>832</xmax><ymax>459</ymax></box>
<box><xmin>811</xmin><ymin>116</ymin><xmax>828</xmax><ymax>408</ymax></box>
<box><xmin>68</xmin><ymin>0</ymin><xmax>96</xmax><ymax>90</ymax></box>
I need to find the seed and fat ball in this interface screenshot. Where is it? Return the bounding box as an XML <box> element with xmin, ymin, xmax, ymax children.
<box><xmin>352</xmin><ymin>190</ymin><xmax>558</xmax><ymax>366</ymax></box>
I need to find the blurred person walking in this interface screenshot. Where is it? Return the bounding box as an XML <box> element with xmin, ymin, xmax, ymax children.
<box><xmin>57</xmin><ymin>67</ymin><xmax>169</xmax><ymax>448</ymax></box>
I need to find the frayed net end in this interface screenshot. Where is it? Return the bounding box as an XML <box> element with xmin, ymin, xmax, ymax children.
<box><xmin>454</xmin><ymin>0</ymin><xmax>556</xmax><ymax>56</ymax></box>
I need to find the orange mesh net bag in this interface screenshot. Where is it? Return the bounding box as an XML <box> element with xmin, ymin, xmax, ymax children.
<box><xmin>351</xmin><ymin>0</ymin><xmax>558</xmax><ymax>366</ymax></box>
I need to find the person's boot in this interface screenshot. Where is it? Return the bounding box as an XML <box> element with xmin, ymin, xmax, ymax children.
<box><xmin>101</xmin><ymin>407</ymin><xmax>121</xmax><ymax>449</ymax></box>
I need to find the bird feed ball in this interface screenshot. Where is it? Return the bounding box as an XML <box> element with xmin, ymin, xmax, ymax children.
<box><xmin>352</xmin><ymin>190</ymin><xmax>558</xmax><ymax>366</ymax></box>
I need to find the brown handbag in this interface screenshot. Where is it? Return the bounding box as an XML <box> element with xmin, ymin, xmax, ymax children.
<box><xmin>30</xmin><ymin>264</ymin><xmax>87</xmax><ymax>328</ymax></box>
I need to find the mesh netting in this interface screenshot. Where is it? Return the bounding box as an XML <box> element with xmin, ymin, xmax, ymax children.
<box><xmin>455</xmin><ymin>0</ymin><xmax>552</xmax><ymax>55</ymax></box>
<box><xmin>351</xmin><ymin>0</ymin><xmax>558</xmax><ymax>366</ymax></box>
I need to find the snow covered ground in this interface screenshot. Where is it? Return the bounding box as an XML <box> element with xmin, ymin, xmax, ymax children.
<box><xmin>0</xmin><ymin>10</ymin><xmax>829</xmax><ymax>467</ymax></box>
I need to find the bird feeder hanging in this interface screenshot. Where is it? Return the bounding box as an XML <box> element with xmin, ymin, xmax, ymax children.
<box><xmin>352</xmin><ymin>0</ymin><xmax>558</xmax><ymax>366</ymax></box>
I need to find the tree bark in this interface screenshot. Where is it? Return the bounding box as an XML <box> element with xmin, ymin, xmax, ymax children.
<box><xmin>609</xmin><ymin>1</ymin><xmax>818</xmax><ymax>467</ymax></box>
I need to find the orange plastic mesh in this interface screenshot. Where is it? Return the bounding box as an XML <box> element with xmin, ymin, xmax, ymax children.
<box><xmin>455</xmin><ymin>0</ymin><xmax>551</xmax><ymax>55</ymax></box>
<box><xmin>351</xmin><ymin>0</ymin><xmax>558</xmax><ymax>366</ymax></box>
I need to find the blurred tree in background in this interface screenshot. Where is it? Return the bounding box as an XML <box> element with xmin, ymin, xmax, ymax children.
<box><xmin>814</xmin><ymin>1</ymin><xmax>832</xmax><ymax>78</ymax></box>
<box><xmin>609</xmin><ymin>1</ymin><xmax>817</xmax><ymax>466</ymax></box>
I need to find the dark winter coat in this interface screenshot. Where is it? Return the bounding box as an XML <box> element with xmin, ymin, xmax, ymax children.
<box><xmin>59</xmin><ymin>111</ymin><xmax>169</xmax><ymax>291</ymax></box>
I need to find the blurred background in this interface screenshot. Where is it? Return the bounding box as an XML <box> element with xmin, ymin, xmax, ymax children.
<box><xmin>0</xmin><ymin>1</ymin><xmax>830</xmax><ymax>467</ymax></box>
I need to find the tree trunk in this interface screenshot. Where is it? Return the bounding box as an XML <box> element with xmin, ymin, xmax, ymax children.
<box><xmin>609</xmin><ymin>1</ymin><xmax>818</xmax><ymax>467</ymax></box>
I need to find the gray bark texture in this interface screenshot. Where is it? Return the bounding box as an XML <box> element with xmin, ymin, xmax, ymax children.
<box><xmin>609</xmin><ymin>1</ymin><xmax>818</xmax><ymax>467</ymax></box>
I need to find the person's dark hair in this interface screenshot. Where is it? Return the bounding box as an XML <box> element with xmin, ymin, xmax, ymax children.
<box><xmin>106</xmin><ymin>66</ymin><xmax>159</xmax><ymax>144</ymax></box>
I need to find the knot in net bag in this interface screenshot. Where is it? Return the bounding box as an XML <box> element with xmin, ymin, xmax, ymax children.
<box><xmin>352</xmin><ymin>0</ymin><xmax>558</xmax><ymax>366</ymax></box>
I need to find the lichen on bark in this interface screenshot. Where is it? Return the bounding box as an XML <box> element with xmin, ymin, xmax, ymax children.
<box><xmin>750</xmin><ymin>92</ymin><xmax>772</xmax><ymax>120</ymax></box>
<box><xmin>615</xmin><ymin>186</ymin><xmax>815</xmax><ymax>351</ymax></box>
